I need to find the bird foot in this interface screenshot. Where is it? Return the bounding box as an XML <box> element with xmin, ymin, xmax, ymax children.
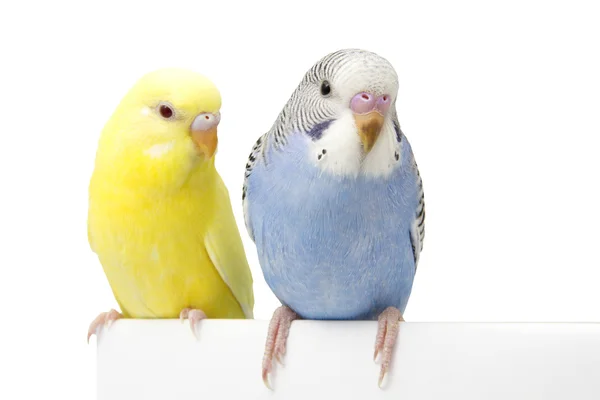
<box><xmin>262</xmin><ymin>305</ymin><xmax>298</xmax><ymax>390</ymax></box>
<box><xmin>374</xmin><ymin>306</ymin><xmax>404</xmax><ymax>388</ymax></box>
<box><xmin>87</xmin><ymin>309</ymin><xmax>122</xmax><ymax>343</ymax></box>
<box><xmin>179</xmin><ymin>307</ymin><xmax>207</xmax><ymax>340</ymax></box>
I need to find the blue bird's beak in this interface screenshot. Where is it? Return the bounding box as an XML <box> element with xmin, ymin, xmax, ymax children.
<box><xmin>354</xmin><ymin>111</ymin><xmax>384</xmax><ymax>153</ymax></box>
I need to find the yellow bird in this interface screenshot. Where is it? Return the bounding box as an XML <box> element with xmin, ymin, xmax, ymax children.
<box><xmin>86</xmin><ymin>68</ymin><xmax>254</xmax><ymax>341</ymax></box>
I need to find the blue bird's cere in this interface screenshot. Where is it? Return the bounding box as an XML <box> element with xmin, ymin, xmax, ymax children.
<box><xmin>243</xmin><ymin>49</ymin><xmax>425</xmax><ymax>388</ymax></box>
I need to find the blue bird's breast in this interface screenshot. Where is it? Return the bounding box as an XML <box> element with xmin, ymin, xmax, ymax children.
<box><xmin>246</xmin><ymin>134</ymin><xmax>420</xmax><ymax>320</ymax></box>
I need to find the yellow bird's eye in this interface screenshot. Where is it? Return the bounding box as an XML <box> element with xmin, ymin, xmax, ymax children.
<box><xmin>158</xmin><ymin>103</ymin><xmax>175</xmax><ymax>120</ymax></box>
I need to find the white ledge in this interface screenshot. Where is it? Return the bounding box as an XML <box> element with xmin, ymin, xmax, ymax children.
<box><xmin>96</xmin><ymin>320</ymin><xmax>600</xmax><ymax>399</ymax></box>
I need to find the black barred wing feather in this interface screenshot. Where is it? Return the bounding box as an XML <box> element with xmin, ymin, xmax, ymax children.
<box><xmin>242</xmin><ymin>133</ymin><xmax>267</xmax><ymax>242</ymax></box>
<box><xmin>409</xmin><ymin>159</ymin><xmax>425</xmax><ymax>270</ymax></box>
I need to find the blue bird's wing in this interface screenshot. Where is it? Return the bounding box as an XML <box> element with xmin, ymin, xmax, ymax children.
<box><xmin>409</xmin><ymin>158</ymin><xmax>426</xmax><ymax>270</ymax></box>
<box><xmin>242</xmin><ymin>132</ymin><xmax>268</xmax><ymax>242</ymax></box>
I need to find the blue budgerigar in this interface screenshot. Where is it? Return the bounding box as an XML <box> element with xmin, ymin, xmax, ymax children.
<box><xmin>243</xmin><ymin>49</ymin><xmax>425</xmax><ymax>388</ymax></box>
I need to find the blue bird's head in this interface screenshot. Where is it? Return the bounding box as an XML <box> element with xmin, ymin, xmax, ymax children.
<box><xmin>273</xmin><ymin>49</ymin><xmax>402</xmax><ymax>178</ymax></box>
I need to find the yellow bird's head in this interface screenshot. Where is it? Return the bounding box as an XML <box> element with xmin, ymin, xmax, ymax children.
<box><xmin>93</xmin><ymin>68</ymin><xmax>222</xmax><ymax>192</ymax></box>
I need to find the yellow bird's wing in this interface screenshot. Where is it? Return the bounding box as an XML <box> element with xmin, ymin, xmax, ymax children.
<box><xmin>204</xmin><ymin>175</ymin><xmax>255</xmax><ymax>319</ymax></box>
<box><xmin>88</xmin><ymin>217</ymin><xmax>96</xmax><ymax>253</ymax></box>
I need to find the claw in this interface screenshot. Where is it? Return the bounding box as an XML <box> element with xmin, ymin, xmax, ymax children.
<box><xmin>179</xmin><ymin>307</ymin><xmax>207</xmax><ymax>340</ymax></box>
<box><xmin>262</xmin><ymin>369</ymin><xmax>272</xmax><ymax>390</ymax></box>
<box><xmin>378</xmin><ymin>367</ymin><xmax>386</xmax><ymax>388</ymax></box>
<box><xmin>87</xmin><ymin>309</ymin><xmax>122</xmax><ymax>343</ymax></box>
<box><xmin>275</xmin><ymin>351</ymin><xmax>285</xmax><ymax>366</ymax></box>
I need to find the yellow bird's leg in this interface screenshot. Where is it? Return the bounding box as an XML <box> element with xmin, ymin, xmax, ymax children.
<box><xmin>373</xmin><ymin>306</ymin><xmax>404</xmax><ymax>388</ymax></box>
<box><xmin>179</xmin><ymin>307</ymin><xmax>207</xmax><ymax>340</ymax></box>
<box><xmin>262</xmin><ymin>305</ymin><xmax>299</xmax><ymax>390</ymax></box>
<box><xmin>87</xmin><ymin>309</ymin><xmax>123</xmax><ymax>343</ymax></box>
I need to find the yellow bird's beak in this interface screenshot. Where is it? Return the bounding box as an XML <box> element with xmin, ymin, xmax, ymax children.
<box><xmin>354</xmin><ymin>111</ymin><xmax>385</xmax><ymax>153</ymax></box>
<box><xmin>190</xmin><ymin>112</ymin><xmax>220</xmax><ymax>158</ymax></box>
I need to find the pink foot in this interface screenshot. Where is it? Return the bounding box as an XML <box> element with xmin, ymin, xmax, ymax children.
<box><xmin>374</xmin><ymin>306</ymin><xmax>404</xmax><ymax>387</ymax></box>
<box><xmin>87</xmin><ymin>309</ymin><xmax>122</xmax><ymax>343</ymax></box>
<box><xmin>262</xmin><ymin>305</ymin><xmax>298</xmax><ymax>390</ymax></box>
<box><xmin>179</xmin><ymin>307</ymin><xmax>207</xmax><ymax>339</ymax></box>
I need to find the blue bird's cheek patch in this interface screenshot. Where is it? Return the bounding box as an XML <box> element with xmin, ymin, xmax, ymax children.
<box><xmin>306</xmin><ymin>120</ymin><xmax>334</xmax><ymax>140</ymax></box>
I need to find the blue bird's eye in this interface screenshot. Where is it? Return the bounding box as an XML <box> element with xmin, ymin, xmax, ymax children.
<box><xmin>320</xmin><ymin>80</ymin><xmax>331</xmax><ymax>96</ymax></box>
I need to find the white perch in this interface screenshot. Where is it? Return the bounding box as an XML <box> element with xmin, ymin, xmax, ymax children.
<box><xmin>96</xmin><ymin>320</ymin><xmax>600</xmax><ymax>399</ymax></box>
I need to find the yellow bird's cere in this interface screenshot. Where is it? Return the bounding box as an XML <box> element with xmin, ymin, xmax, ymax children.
<box><xmin>87</xmin><ymin>68</ymin><xmax>254</xmax><ymax>341</ymax></box>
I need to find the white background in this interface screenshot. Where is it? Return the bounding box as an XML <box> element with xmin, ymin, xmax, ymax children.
<box><xmin>1</xmin><ymin>0</ymin><xmax>599</xmax><ymax>399</ymax></box>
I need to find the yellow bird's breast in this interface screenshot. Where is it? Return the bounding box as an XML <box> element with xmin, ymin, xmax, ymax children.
<box><xmin>88</xmin><ymin>183</ymin><xmax>244</xmax><ymax>319</ymax></box>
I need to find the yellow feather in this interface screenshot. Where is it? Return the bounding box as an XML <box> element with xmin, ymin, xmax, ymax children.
<box><xmin>88</xmin><ymin>68</ymin><xmax>254</xmax><ymax>319</ymax></box>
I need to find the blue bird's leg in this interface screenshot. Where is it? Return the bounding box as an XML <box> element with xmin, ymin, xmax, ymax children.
<box><xmin>374</xmin><ymin>306</ymin><xmax>404</xmax><ymax>387</ymax></box>
<box><xmin>262</xmin><ymin>306</ymin><xmax>299</xmax><ymax>389</ymax></box>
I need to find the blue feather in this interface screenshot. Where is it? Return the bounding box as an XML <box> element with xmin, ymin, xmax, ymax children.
<box><xmin>246</xmin><ymin>132</ymin><xmax>421</xmax><ymax>320</ymax></box>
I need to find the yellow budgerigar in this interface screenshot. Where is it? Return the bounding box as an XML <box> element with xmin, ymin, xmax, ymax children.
<box><xmin>87</xmin><ymin>68</ymin><xmax>254</xmax><ymax>341</ymax></box>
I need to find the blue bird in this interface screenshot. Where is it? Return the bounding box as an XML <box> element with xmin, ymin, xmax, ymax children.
<box><xmin>242</xmin><ymin>49</ymin><xmax>425</xmax><ymax>388</ymax></box>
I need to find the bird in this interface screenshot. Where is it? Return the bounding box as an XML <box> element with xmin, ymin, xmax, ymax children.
<box><xmin>242</xmin><ymin>49</ymin><xmax>425</xmax><ymax>388</ymax></box>
<box><xmin>86</xmin><ymin>68</ymin><xmax>254</xmax><ymax>342</ymax></box>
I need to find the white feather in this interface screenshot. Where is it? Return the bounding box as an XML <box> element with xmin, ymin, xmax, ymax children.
<box><xmin>143</xmin><ymin>141</ymin><xmax>175</xmax><ymax>159</ymax></box>
<box><xmin>311</xmin><ymin>112</ymin><xmax>401</xmax><ymax>179</ymax></box>
<box><xmin>309</xmin><ymin>110</ymin><xmax>363</xmax><ymax>177</ymax></box>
